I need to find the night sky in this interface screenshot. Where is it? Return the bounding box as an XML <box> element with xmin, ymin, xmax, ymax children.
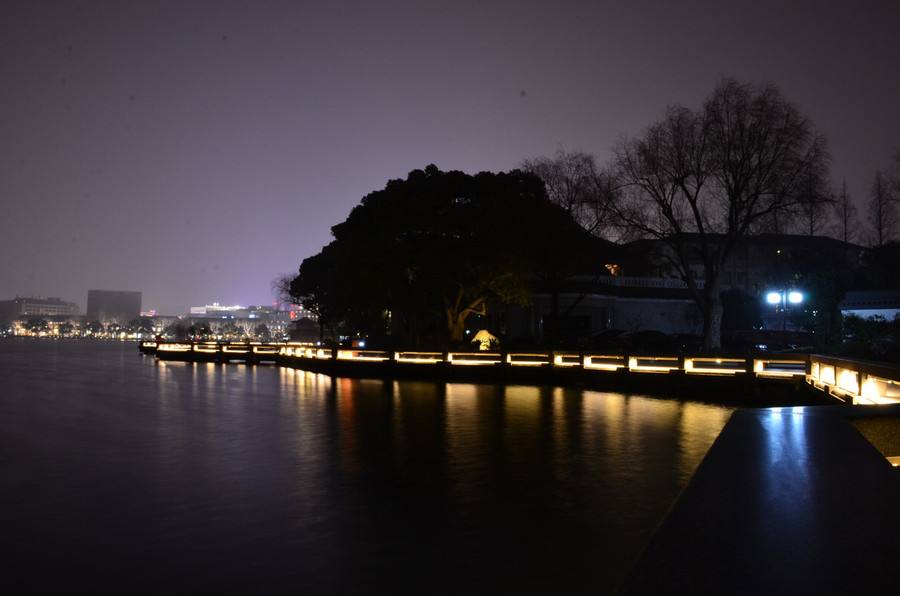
<box><xmin>3</xmin><ymin>1</ymin><xmax>899</xmax><ymax>315</ymax></box>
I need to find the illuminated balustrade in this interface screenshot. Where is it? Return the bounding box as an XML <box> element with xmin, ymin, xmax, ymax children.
<box><xmin>395</xmin><ymin>352</ymin><xmax>444</xmax><ymax>364</ymax></box>
<box><xmin>807</xmin><ymin>355</ymin><xmax>900</xmax><ymax>405</ymax></box>
<box><xmin>753</xmin><ymin>358</ymin><xmax>807</xmax><ymax>378</ymax></box>
<box><xmin>193</xmin><ymin>343</ymin><xmax>219</xmax><ymax>354</ymax></box>
<box><xmin>553</xmin><ymin>353</ymin><xmax>581</xmax><ymax>367</ymax></box>
<box><xmin>146</xmin><ymin>343</ymin><xmax>900</xmax><ymax>407</ymax></box>
<box><xmin>336</xmin><ymin>350</ymin><xmax>390</xmax><ymax>362</ymax></box>
<box><xmin>157</xmin><ymin>343</ymin><xmax>192</xmax><ymax>352</ymax></box>
<box><xmin>684</xmin><ymin>357</ymin><xmax>746</xmax><ymax>375</ymax></box>
<box><xmin>583</xmin><ymin>355</ymin><xmax>626</xmax><ymax>371</ymax></box>
<box><xmin>222</xmin><ymin>344</ymin><xmax>249</xmax><ymax>354</ymax></box>
<box><xmin>252</xmin><ymin>345</ymin><xmax>279</xmax><ymax>355</ymax></box>
<box><xmin>836</xmin><ymin>368</ymin><xmax>859</xmax><ymax>395</ymax></box>
<box><xmin>628</xmin><ymin>356</ymin><xmax>679</xmax><ymax>373</ymax></box>
<box><xmin>858</xmin><ymin>375</ymin><xmax>900</xmax><ymax>405</ymax></box>
<box><xmin>447</xmin><ymin>352</ymin><xmax>502</xmax><ymax>366</ymax></box>
<box><xmin>506</xmin><ymin>353</ymin><xmax>551</xmax><ymax>367</ymax></box>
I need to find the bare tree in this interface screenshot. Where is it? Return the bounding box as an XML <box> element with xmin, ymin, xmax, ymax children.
<box><xmin>521</xmin><ymin>149</ymin><xmax>618</xmax><ymax>239</ymax></box>
<box><xmin>796</xmin><ymin>160</ymin><xmax>834</xmax><ymax>235</ymax></box>
<box><xmin>832</xmin><ymin>180</ymin><xmax>857</xmax><ymax>244</ymax></box>
<box><xmin>868</xmin><ymin>170</ymin><xmax>897</xmax><ymax>246</ymax></box>
<box><xmin>611</xmin><ymin>78</ymin><xmax>829</xmax><ymax>349</ymax></box>
<box><xmin>271</xmin><ymin>273</ymin><xmax>295</xmax><ymax>304</ymax></box>
<box><xmin>753</xmin><ymin>203</ymin><xmax>788</xmax><ymax>235</ymax></box>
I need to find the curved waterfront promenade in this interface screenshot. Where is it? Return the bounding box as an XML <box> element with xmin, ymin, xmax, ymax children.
<box><xmin>140</xmin><ymin>340</ymin><xmax>900</xmax><ymax>406</ymax></box>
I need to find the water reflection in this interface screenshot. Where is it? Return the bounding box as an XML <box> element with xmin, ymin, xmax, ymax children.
<box><xmin>1</xmin><ymin>341</ymin><xmax>732</xmax><ymax>595</ymax></box>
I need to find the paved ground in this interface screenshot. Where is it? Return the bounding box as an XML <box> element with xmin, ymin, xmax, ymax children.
<box><xmin>620</xmin><ymin>404</ymin><xmax>900</xmax><ymax>595</ymax></box>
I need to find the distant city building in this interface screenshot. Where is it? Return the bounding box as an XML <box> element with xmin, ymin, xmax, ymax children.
<box><xmin>189</xmin><ymin>302</ymin><xmax>312</xmax><ymax>320</ymax></box>
<box><xmin>183</xmin><ymin>301</ymin><xmax>314</xmax><ymax>339</ymax></box>
<box><xmin>841</xmin><ymin>291</ymin><xmax>900</xmax><ymax>321</ymax></box>
<box><xmin>86</xmin><ymin>290</ymin><xmax>142</xmax><ymax>324</ymax></box>
<box><xmin>189</xmin><ymin>302</ymin><xmax>245</xmax><ymax>316</ymax></box>
<box><xmin>625</xmin><ymin>234</ymin><xmax>863</xmax><ymax>294</ymax></box>
<box><xmin>0</xmin><ymin>296</ymin><xmax>80</xmax><ymax>323</ymax></box>
<box><xmin>10</xmin><ymin>314</ymin><xmax>84</xmax><ymax>337</ymax></box>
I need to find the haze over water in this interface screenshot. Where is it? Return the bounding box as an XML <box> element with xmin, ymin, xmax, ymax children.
<box><xmin>1</xmin><ymin>341</ymin><xmax>731</xmax><ymax>594</ymax></box>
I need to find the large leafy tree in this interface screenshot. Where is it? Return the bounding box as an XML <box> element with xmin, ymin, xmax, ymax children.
<box><xmin>291</xmin><ymin>165</ymin><xmax>597</xmax><ymax>345</ymax></box>
<box><xmin>290</xmin><ymin>243</ymin><xmax>355</xmax><ymax>341</ymax></box>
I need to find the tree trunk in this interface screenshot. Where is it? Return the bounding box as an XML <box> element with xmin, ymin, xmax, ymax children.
<box><xmin>448</xmin><ymin>314</ymin><xmax>466</xmax><ymax>344</ymax></box>
<box><xmin>548</xmin><ymin>289</ymin><xmax>560</xmax><ymax>348</ymax></box>
<box><xmin>701</xmin><ymin>283</ymin><xmax>723</xmax><ymax>350</ymax></box>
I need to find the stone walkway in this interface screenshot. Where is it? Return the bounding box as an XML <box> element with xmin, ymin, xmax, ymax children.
<box><xmin>620</xmin><ymin>404</ymin><xmax>900</xmax><ymax>595</ymax></box>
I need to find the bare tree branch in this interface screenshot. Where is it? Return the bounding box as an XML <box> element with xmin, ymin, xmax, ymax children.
<box><xmin>609</xmin><ymin>78</ymin><xmax>830</xmax><ymax>348</ymax></box>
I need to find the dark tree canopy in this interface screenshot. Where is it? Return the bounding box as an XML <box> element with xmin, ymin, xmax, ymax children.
<box><xmin>290</xmin><ymin>165</ymin><xmax>601</xmax><ymax>345</ymax></box>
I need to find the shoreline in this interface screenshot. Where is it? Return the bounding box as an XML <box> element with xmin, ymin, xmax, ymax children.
<box><xmin>141</xmin><ymin>340</ymin><xmax>830</xmax><ymax>407</ymax></box>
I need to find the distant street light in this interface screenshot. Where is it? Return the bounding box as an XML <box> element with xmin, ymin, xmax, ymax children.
<box><xmin>765</xmin><ymin>289</ymin><xmax>804</xmax><ymax>331</ymax></box>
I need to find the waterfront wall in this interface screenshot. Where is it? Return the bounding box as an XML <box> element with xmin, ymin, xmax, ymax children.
<box><xmin>139</xmin><ymin>341</ymin><xmax>900</xmax><ymax>405</ymax></box>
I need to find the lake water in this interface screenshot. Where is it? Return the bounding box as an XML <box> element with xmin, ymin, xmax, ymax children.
<box><xmin>0</xmin><ymin>340</ymin><xmax>732</xmax><ymax>594</ymax></box>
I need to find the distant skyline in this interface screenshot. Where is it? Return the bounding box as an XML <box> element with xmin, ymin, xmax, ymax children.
<box><xmin>2</xmin><ymin>1</ymin><xmax>899</xmax><ymax>314</ymax></box>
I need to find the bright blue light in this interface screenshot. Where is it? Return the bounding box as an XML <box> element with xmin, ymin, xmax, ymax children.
<box><xmin>766</xmin><ymin>292</ymin><xmax>781</xmax><ymax>304</ymax></box>
<box><xmin>788</xmin><ymin>291</ymin><xmax>803</xmax><ymax>304</ymax></box>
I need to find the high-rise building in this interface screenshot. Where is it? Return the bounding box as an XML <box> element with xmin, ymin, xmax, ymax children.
<box><xmin>86</xmin><ymin>290</ymin><xmax>142</xmax><ymax>324</ymax></box>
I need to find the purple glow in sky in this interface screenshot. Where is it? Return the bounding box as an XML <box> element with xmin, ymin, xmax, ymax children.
<box><xmin>2</xmin><ymin>1</ymin><xmax>899</xmax><ymax>314</ymax></box>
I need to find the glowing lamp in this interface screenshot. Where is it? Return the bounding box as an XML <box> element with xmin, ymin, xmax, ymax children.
<box><xmin>788</xmin><ymin>291</ymin><xmax>803</xmax><ymax>304</ymax></box>
<box><xmin>766</xmin><ymin>292</ymin><xmax>781</xmax><ymax>304</ymax></box>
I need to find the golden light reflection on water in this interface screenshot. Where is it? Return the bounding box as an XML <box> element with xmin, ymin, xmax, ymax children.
<box><xmin>578</xmin><ymin>391</ymin><xmax>733</xmax><ymax>486</ymax></box>
<box><xmin>264</xmin><ymin>378</ymin><xmax>736</xmax><ymax>494</ymax></box>
<box><xmin>445</xmin><ymin>383</ymin><xmax>492</xmax><ymax>460</ymax></box>
<box><xmin>278</xmin><ymin>366</ymin><xmax>334</xmax><ymax>400</ymax></box>
<box><xmin>390</xmin><ymin>381</ymin><xmax>444</xmax><ymax>456</ymax></box>
<box><xmin>676</xmin><ymin>401</ymin><xmax>733</xmax><ymax>482</ymax></box>
<box><xmin>503</xmin><ymin>386</ymin><xmax>543</xmax><ymax>426</ymax></box>
<box><xmin>335</xmin><ymin>377</ymin><xmax>360</xmax><ymax>474</ymax></box>
<box><xmin>150</xmin><ymin>362</ymin><xmax>733</xmax><ymax>512</ymax></box>
<box><xmin>502</xmin><ymin>385</ymin><xmax>545</xmax><ymax>462</ymax></box>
